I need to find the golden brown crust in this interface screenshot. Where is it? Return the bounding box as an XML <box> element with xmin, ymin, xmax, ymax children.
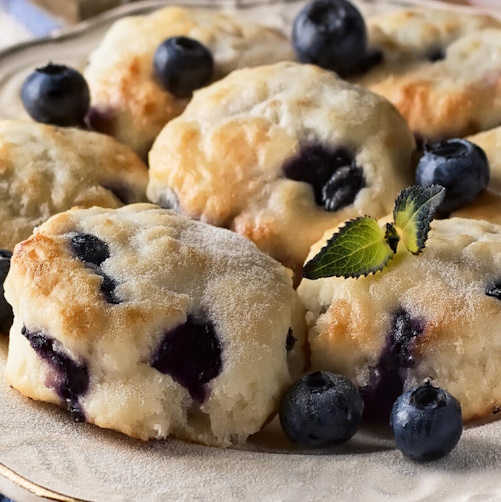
<box><xmin>0</xmin><ymin>120</ymin><xmax>148</xmax><ymax>251</ymax></box>
<box><xmin>298</xmin><ymin>217</ymin><xmax>501</xmax><ymax>421</ymax></box>
<box><xmin>5</xmin><ymin>204</ymin><xmax>307</xmax><ymax>446</ymax></box>
<box><xmin>148</xmin><ymin>62</ymin><xmax>416</xmax><ymax>282</ymax></box>
<box><xmin>85</xmin><ymin>6</ymin><xmax>294</xmax><ymax>157</ymax></box>
<box><xmin>355</xmin><ymin>9</ymin><xmax>501</xmax><ymax>140</ymax></box>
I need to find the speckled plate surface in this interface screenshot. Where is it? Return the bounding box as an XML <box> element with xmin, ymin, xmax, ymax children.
<box><xmin>1</xmin><ymin>1</ymin><xmax>501</xmax><ymax>501</ymax></box>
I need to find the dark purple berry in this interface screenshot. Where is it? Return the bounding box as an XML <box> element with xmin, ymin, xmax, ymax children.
<box><xmin>361</xmin><ymin>309</ymin><xmax>424</xmax><ymax>421</ymax></box>
<box><xmin>151</xmin><ymin>317</ymin><xmax>222</xmax><ymax>403</ymax></box>
<box><xmin>391</xmin><ymin>382</ymin><xmax>463</xmax><ymax>462</ymax></box>
<box><xmin>70</xmin><ymin>234</ymin><xmax>109</xmax><ymax>266</ymax></box>
<box><xmin>100</xmin><ymin>273</ymin><xmax>120</xmax><ymax>305</ymax></box>
<box><xmin>416</xmin><ymin>139</ymin><xmax>489</xmax><ymax>213</ymax></box>
<box><xmin>286</xmin><ymin>329</ymin><xmax>296</xmax><ymax>351</ymax></box>
<box><xmin>21</xmin><ymin>63</ymin><xmax>90</xmax><ymax>127</ymax></box>
<box><xmin>153</xmin><ymin>37</ymin><xmax>213</xmax><ymax>97</ymax></box>
<box><xmin>21</xmin><ymin>327</ymin><xmax>88</xmax><ymax>422</ymax></box>
<box><xmin>292</xmin><ymin>0</ymin><xmax>369</xmax><ymax>77</ymax></box>
<box><xmin>486</xmin><ymin>281</ymin><xmax>501</xmax><ymax>300</ymax></box>
<box><xmin>283</xmin><ymin>144</ymin><xmax>364</xmax><ymax>212</ymax></box>
<box><xmin>279</xmin><ymin>371</ymin><xmax>363</xmax><ymax>447</ymax></box>
<box><xmin>0</xmin><ymin>250</ymin><xmax>13</xmax><ymax>334</ymax></box>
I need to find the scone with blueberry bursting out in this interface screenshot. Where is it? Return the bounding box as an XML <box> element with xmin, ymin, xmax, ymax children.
<box><xmin>298</xmin><ymin>217</ymin><xmax>501</xmax><ymax>422</ymax></box>
<box><xmin>148</xmin><ymin>62</ymin><xmax>416</xmax><ymax>283</ymax></box>
<box><xmin>5</xmin><ymin>204</ymin><xmax>306</xmax><ymax>447</ymax></box>
<box><xmin>84</xmin><ymin>6</ymin><xmax>294</xmax><ymax>158</ymax></box>
<box><xmin>0</xmin><ymin>120</ymin><xmax>148</xmax><ymax>252</ymax></box>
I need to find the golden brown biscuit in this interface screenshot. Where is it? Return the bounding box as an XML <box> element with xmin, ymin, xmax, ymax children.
<box><xmin>360</xmin><ymin>7</ymin><xmax>500</xmax><ymax>87</ymax></box>
<box><xmin>84</xmin><ymin>6</ymin><xmax>294</xmax><ymax>157</ymax></box>
<box><xmin>148</xmin><ymin>62</ymin><xmax>416</xmax><ymax>282</ymax></box>
<box><xmin>298</xmin><ymin>217</ymin><xmax>501</xmax><ymax>422</ymax></box>
<box><xmin>0</xmin><ymin>119</ymin><xmax>148</xmax><ymax>251</ymax></box>
<box><xmin>5</xmin><ymin>204</ymin><xmax>306</xmax><ymax>447</ymax></box>
<box><xmin>355</xmin><ymin>9</ymin><xmax>501</xmax><ymax>140</ymax></box>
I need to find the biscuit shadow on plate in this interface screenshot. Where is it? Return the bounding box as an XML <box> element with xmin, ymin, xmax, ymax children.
<box><xmin>244</xmin><ymin>417</ymin><xmax>395</xmax><ymax>456</ymax></box>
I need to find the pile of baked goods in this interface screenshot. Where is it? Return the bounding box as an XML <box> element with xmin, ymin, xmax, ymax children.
<box><xmin>2</xmin><ymin>0</ymin><xmax>501</xmax><ymax>462</ymax></box>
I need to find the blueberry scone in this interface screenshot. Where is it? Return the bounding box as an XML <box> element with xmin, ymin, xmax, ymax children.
<box><xmin>293</xmin><ymin>0</ymin><xmax>501</xmax><ymax>141</ymax></box>
<box><xmin>298</xmin><ymin>217</ymin><xmax>501</xmax><ymax>422</ymax></box>
<box><xmin>360</xmin><ymin>7</ymin><xmax>500</xmax><ymax>89</ymax></box>
<box><xmin>5</xmin><ymin>204</ymin><xmax>306</xmax><ymax>446</ymax></box>
<box><xmin>84</xmin><ymin>6</ymin><xmax>294</xmax><ymax>157</ymax></box>
<box><xmin>365</xmin><ymin>28</ymin><xmax>501</xmax><ymax>141</ymax></box>
<box><xmin>0</xmin><ymin>120</ymin><xmax>148</xmax><ymax>251</ymax></box>
<box><xmin>453</xmin><ymin>126</ymin><xmax>501</xmax><ymax>224</ymax></box>
<box><xmin>148</xmin><ymin>62</ymin><xmax>416</xmax><ymax>281</ymax></box>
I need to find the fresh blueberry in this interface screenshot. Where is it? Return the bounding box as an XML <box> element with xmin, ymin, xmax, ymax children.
<box><xmin>321</xmin><ymin>164</ymin><xmax>365</xmax><ymax>212</ymax></box>
<box><xmin>0</xmin><ymin>495</ymin><xmax>15</xmax><ymax>502</ymax></box>
<box><xmin>292</xmin><ymin>0</ymin><xmax>369</xmax><ymax>77</ymax></box>
<box><xmin>390</xmin><ymin>382</ymin><xmax>463</xmax><ymax>462</ymax></box>
<box><xmin>0</xmin><ymin>250</ymin><xmax>13</xmax><ymax>334</ymax></box>
<box><xmin>486</xmin><ymin>281</ymin><xmax>501</xmax><ymax>300</ymax></box>
<box><xmin>153</xmin><ymin>37</ymin><xmax>214</xmax><ymax>98</ymax></box>
<box><xmin>70</xmin><ymin>234</ymin><xmax>110</xmax><ymax>266</ymax></box>
<box><xmin>21</xmin><ymin>63</ymin><xmax>90</xmax><ymax>127</ymax></box>
<box><xmin>427</xmin><ymin>48</ymin><xmax>445</xmax><ymax>62</ymax></box>
<box><xmin>151</xmin><ymin>316</ymin><xmax>222</xmax><ymax>403</ymax></box>
<box><xmin>283</xmin><ymin>144</ymin><xmax>365</xmax><ymax>212</ymax></box>
<box><xmin>279</xmin><ymin>371</ymin><xmax>363</xmax><ymax>447</ymax></box>
<box><xmin>416</xmin><ymin>139</ymin><xmax>489</xmax><ymax>213</ymax></box>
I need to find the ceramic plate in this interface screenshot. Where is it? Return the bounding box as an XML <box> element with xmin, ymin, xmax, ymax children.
<box><xmin>1</xmin><ymin>1</ymin><xmax>501</xmax><ymax>501</ymax></box>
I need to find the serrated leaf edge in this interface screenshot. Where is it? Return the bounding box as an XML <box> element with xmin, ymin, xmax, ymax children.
<box><xmin>394</xmin><ymin>185</ymin><xmax>445</xmax><ymax>255</ymax></box>
<box><xmin>302</xmin><ymin>216</ymin><xmax>394</xmax><ymax>280</ymax></box>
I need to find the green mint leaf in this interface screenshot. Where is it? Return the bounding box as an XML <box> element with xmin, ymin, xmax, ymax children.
<box><xmin>302</xmin><ymin>217</ymin><xmax>396</xmax><ymax>280</ymax></box>
<box><xmin>393</xmin><ymin>184</ymin><xmax>446</xmax><ymax>255</ymax></box>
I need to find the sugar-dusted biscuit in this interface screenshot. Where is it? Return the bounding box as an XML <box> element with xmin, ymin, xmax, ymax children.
<box><xmin>0</xmin><ymin>120</ymin><xmax>148</xmax><ymax>251</ymax></box>
<box><xmin>148</xmin><ymin>62</ymin><xmax>416</xmax><ymax>281</ymax></box>
<box><xmin>84</xmin><ymin>6</ymin><xmax>294</xmax><ymax>157</ymax></box>
<box><xmin>298</xmin><ymin>217</ymin><xmax>501</xmax><ymax>421</ymax></box>
<box><xmin>5</xmin><ymin>204</ymin><xmax>306</xmax><ymax>446</ymax></box>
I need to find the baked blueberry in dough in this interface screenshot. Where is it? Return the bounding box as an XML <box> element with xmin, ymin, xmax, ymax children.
<box><xmin>5</xmin><ymin>204</ymin><xmax>306</xmax><ymax>446</ymax></box>
<box><xmin>298</xmin><ymin>217</ymin><xmax>501</xmax><ymax>421</ymax></box>
<box><xmin>355</xmin><ymin>9</ymin><xmax>501</xmax><ymax>140</ymax></box>
<box><xmin>148</xmin><ymin>62</ymin><xmax>415</xmax><ymax>281</ymax></box>
<box><xmin>84</xmin><ymin>6</ymin><xmax>294</xmax><ymax>157</ymax></box>
<box><xmin>0</xmin><ymin>120</ymin><xmax>148</xmax><ymax>251</ymax></box>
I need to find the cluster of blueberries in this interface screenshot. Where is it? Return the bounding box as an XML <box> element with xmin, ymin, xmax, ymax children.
<box><xmin>279</xmin><ymin>371</ymin><xmax>463</xmax><ymax>462</ymax></box>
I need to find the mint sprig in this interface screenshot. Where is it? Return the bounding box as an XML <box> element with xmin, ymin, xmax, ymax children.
<box><xmin>302</xmin><ymin>185</ymin><xmax>445</xmax><ymax>280</ymax></box>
